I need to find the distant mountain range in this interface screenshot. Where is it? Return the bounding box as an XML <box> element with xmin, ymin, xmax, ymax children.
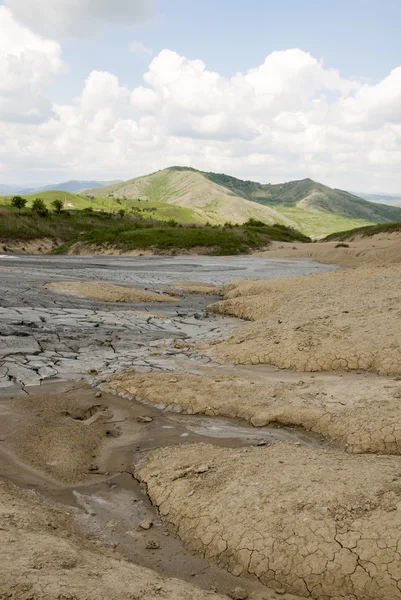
<box><xmin>0</xmin><ymin>180</ymin><xmax>121</xmax><ymax>195</ymax></box>
<box><xmin>84</xmin><ymin>166</ymin><xmax>401</xmax><ymax>237</ymax></box>
<box><xmin>356</xmin><ymin>192</ymin><xmax>401</xmax><ymax>207</ymax></box>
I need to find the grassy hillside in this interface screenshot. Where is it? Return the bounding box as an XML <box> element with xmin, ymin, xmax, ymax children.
<box><xmin>85</xmin><ymin>167</ymin><xmax>401</xmax><ymax>238</ymax></box>
<box><xmin>274</xmin><ymin>206</ymin><xmax>372</xmax><ymax>239</ymax></box>
<box><xmin>0</xmin><ymin>191</ymin><xmax>204</xmax><ymax>224</ymax></box>
<box><xmin>0</xmin><ymin>206</ymin><xmax>310</xmax><ymax>256</ymax></box>
<box><xmin>203</xmin><ymin>171</ymin><xmax>401</xmax><ymax>222</ymax></box>
<box><xmin>324</xmin><ymin>222</ymin><xmax>401</xmax><ymax>242</ymax></box>
<box><xmin>84</xmin><ymin>169</ymin><xmax>297</xmax><ymax>229</ymax></box>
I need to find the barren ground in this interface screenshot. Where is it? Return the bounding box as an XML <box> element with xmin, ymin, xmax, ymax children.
<box><xmin>208</xmin><ymin>264</ymin><xmax>401</xmax><ymax>375</ymax></box>
<box><xmin>1</xmin><ymin>243</ymin><xmax>401</xmax><ymax>600</ymax></box>
<box><xmin>44</xmin><ymin>281</ymin><xmax>177</xmax><ymax>303</ymax></box>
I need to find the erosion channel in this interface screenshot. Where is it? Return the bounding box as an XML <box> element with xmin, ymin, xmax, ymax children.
<box><xmin>0</xmin><ymin>254</ymin><xmax>386</xmax><ymax>600</ymax></box>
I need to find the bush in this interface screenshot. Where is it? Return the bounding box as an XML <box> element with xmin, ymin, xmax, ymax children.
<box><xmin>51</xmin><ymin>199</ymin><xmax>63</xmax><ymax>214</ymax></box>
<box><xmin>31</xmin><ymin>198</ymin><xmax>48</xmax><ymax>217</ymax></box>
<box><xmin>11</xmin><ymin>196</ymin><xmax>27</xmax><ymax>212</ymax></box>
<box><xmin>335</xmin><ymin>243</ymin><xmax>350</xmax><ymax>248</ymax></box>
<box><xmin>167</xmin><ymin>219</ymin><xmax>178</xmax><ymax>227</ymax></box>
<box><xmin>118</xmin><ymin>208</ymin><xmax>126</xmax><ymax>218</ymax></box>
<box><xmin>244</xmin><ymin>218</ymin><xmax>267</xmax><ymax>227</ymax></box>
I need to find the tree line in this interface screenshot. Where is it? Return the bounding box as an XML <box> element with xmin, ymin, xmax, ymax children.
<box><xmin>10</xmin><ymin>195</ymin><xmax>63</xmax><ymax>216</ymax></box>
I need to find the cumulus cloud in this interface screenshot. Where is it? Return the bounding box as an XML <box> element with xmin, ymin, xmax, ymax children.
<box><xmin>129</xmin><ymin>40</ymin><xmax>153</xmax><ymax>56</ymax></box>
<box><xmin>0</xmin><ymin>6</ymin><xmax>63</xmax><ymax>123</ymax></box>
<box><xmin>5</xmin><ymin>0</ymin><xmax>157</xmax><ymax>38</ymax></box>
<box><xmin>1</xmin><ymin>33</ymin><xmax>401</xmax><ymax>192</ymax></box>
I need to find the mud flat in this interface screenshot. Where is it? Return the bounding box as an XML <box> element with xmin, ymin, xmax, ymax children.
<box><xmin>0</xmin><ymin>254</ymin><xmax>328</xmax><ymax>600</ymax></box>
<box><xmin>104</xmin><ymin>370</ymin><xmax>401</xmax><ymax>455</ymax></box>
<box><xmin>138</xmin><ymin>443</ymin><xmax>401</xmax><ymax>600</ymax></box>
<box><xmin>208</xmin><ymin>265</ymin><xmax>401</xmax><ymax>375</ymax></box>
<box><xmin>2</xmin><ymin>250</ymin><xmax>401</xmax><ymax>599</ymax></box>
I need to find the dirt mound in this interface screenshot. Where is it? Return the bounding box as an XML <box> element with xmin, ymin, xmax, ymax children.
<box><xmin>105</xmin><ymin>370</ymin><xmax>401</xmax><ymax>455</ymax></box>
<box><xmin>256</xmin><ymin>239</ymin><xmax>401</xmax><ymax>268</ymax></box>
<box><xmin>0</xmin><ymin>481</ymin><xmax>229</xmax><ymax>600</ymax></box>
<box><xmin>208</xmin><ymin>265</ymin><xmax>401</xmax><ymax>375</ymax></box>
<box><xmin>138</xmin><ymin>442</ymin><xmax>401</xmax><ymax>600</ymax></box>
<box><xmin>9</xmin><ymin>393</ymin><xmax>111</xmax><ymax>483</ymax></box>
<box><xmin>44</xmin><ymin>281</ymin><xmax>177</xmax><ymax>303</ymax></box>
<box><xmin>172</xmin><ymin>281</ymin><xmax>222</xmax><ymax>295</ymax></box>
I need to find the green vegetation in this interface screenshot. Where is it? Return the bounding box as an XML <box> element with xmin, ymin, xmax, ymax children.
<box><xmin>31</xmin><ymin>198</ymin><xmax>48</xmax><ymax>217</ymax></box>
<box><xmin>10</xmin><ymin>196</ymin><xmax>27</xmax><ymax>212</ymax></box>
<box><xmin>270</xmin><ymin>206</ymin><xmax>372</xmax><ymax>239</ymax></box>
<box><xmin>324</xmin><ymin>222</ymin><xmax>401</xmax><ymax>242</ymax></box>
<box><xmin>0</xmin><ymin>204</ymin><xmax>310</xmax><ymax>255</ymax></box>
<box><xmin>7</xmin><ymin>167</ymin><xmax>398</xmax><ymax>240</ymax></box>
<box><xmin>0</xmin><ymin>190</ymin><xmax>204</xmax><ymax>224</ymax></box>
<box><xmin>51</xmin><ymin>198</ymin><xmax>64</xmax><ymax>213</ymax></box>
<box><xmin>82</xmin><ymin>166</ymin><xmax>401</xmax><ymax>239</ymax></box>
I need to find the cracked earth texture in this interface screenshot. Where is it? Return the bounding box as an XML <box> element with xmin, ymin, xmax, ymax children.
<box><xmin>0</xmin><ymin>254</ymin><xmax>333</xmax><ymax>600</ymax></box>
<box><xmin>0</xmin><ymin>255</ymin><xmax>325</xmax><ymax>389</ymax></box>
<box><xmin>104</xmin><ymin>370</ymin><xmax>401</xmax><ymax>455</ymax></box>
<box><xmin>0</xmin><ymin>481</ymin><xmax>228</xmax><ymax>600</ymax></box>
<box><xmin>208</xmin><ymin>265</ymin><xmax>401</xmax><ymax>375</ymax></box>
<box><xmin>137</xmin><ymin>442</ymin><xmax>401</xmax><ymax>600</ymax></box>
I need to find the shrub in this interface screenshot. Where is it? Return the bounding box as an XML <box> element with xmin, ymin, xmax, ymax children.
<box><xmin>118</xmin><ymin>208</ymin><xmax>126</xmax><ymax>218</ymax></box>
<box><xmin>335</xmin><ymin>243</ymin><xmax>350</xmax><ymax>248</ymax></box>
<box><xmin>51</xmin><ymin>199</ymin><xmax>63</xmax><ymax>214</ymax></box>
<box><xmin>167</xmin><ymin>219</ymin><xmax>178</xmax><ymax>227</ymax></box>
<box><xmin>11</xmin><ymin>196</ymin><xmax>27</xmax><ymax>212</ymax></box>
<box><xmin>31</xmin><ymin>198</ymin><xmax>48</xmax><ymax>217</ymax></box>
<box><xmin>244</xmin><ymin>218</ymin><xmax>267</xmax><ymax>227</ymax></box>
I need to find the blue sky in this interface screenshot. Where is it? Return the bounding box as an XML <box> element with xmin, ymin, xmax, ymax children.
<box><xmin>49</xmin><ymin>0</ymin><xmax>401</xmax><ymax>102</ymax></box>
<box><xmin>1</xmin><ymin>0</ymin><xmax>401</xmax><ymax>191</ymax></box>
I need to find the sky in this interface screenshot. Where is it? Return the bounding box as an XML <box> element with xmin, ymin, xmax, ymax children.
<box><xmin>0</xmin><ymin>0</ymin><xmax>401</xmax><ymax>192</ymax></box>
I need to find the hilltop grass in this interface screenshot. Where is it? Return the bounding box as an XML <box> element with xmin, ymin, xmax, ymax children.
<box><xmin>0</xmin><ymin>206</ymin><xmax>310</xmax><ymax>255</ymax></box>
<box><xmin>323</xmin><ymin>222</ymin><xmax>401</xmax><ymax>242</ymax></box>
<box><xmin>0</xmin><ymin>191</ymin><xmax>204</xmax><ymax>224</ymax></box>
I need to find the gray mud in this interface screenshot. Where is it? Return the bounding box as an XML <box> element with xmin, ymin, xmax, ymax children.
<box><xmin>0</xmin><ymin>254</ymin><xmax>333</xmax><ymax>389</ymax></box>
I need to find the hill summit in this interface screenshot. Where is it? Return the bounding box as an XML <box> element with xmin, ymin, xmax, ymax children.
<box><xmin>84</xmin><ymin>167</ymin><xmax>401</xmax><ymax>238</ymax></box>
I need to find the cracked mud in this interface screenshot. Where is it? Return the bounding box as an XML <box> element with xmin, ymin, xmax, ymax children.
<box><xmin>209</xmin><ymin>266</ymin><xmax>401</xmax><ymax>375</ymax></box>
<box><xmin>1</xmin><ymin>252</ymin><xmax>401</xmax><ymax>600</ymax></box>
<box><xmin>0</xmin><ymin>254</ymin><xmax>325</xmax><ymax>600</ymax></box>
<box><xmin>104</xmin><ymin>370</ymin><xmax>401</xmax><ymax>455</ymax></box>
<box><xmin>137</xmin><ymin>442</ymin><xmax>401</xmax><ymax>600</ymax></box>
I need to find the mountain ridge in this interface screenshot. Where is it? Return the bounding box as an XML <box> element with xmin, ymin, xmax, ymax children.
<box><xmin>83</xmin><ymin>167</ymin><xmax>401</xmax><ymax>237</ymax></box>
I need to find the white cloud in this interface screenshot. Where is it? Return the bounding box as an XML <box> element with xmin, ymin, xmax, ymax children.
<box><xmin>5</xmin><ymin>0</ymin><xmax>157</xmax><ymax>39</ymax></box>
<box><xmin>1</xmin><ymin>34</ymin><xmax>401</xmax><ymax>192</ymax></box>
<box><xmin>0</xmin><ymin>6</ymin><xmax>63</xmax><ymax>123</ymax></box>
<box><xmin>129</xmin><ymin>40</ymin><xmax>153</xmax><ymax>56</ymax></box>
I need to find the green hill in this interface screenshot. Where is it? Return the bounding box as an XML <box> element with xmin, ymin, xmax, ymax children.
<box><xmin>85</xmin><ymin>167</ymin><xmax>401</xmax><ymax>238</ymax></box>
<box><xmin>84</xmin><ymin>169</ymin><xmax>299</xmax><ymax>230</ymax></box>
<box><xmin>0</xmin><ymin>190</ymin><xmax>204</xmax><ymax>224</ymax></box>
